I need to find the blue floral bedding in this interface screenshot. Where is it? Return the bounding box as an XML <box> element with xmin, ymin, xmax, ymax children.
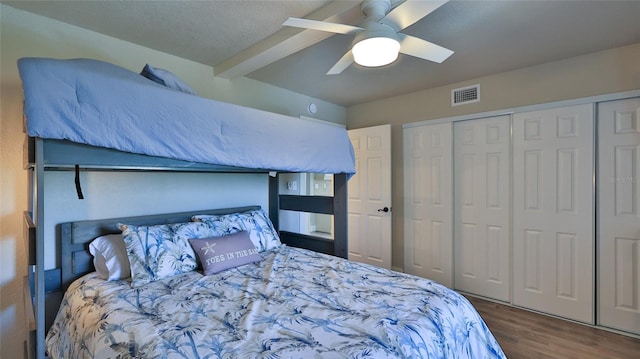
<box><xmin>46</xmin><ymin>246</ymin><xmax>505</xmax><ymax>359</ymax></box>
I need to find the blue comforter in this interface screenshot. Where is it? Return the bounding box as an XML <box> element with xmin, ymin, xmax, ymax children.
<box><xmin>46</xmin><ymin>246</ymin><xmax>505</xmax><ymax>359</ymax></box>
<box><xmin>18</xmin><ymin>58</ymin><xmax>355</xmax><ymax>175</ymax></box>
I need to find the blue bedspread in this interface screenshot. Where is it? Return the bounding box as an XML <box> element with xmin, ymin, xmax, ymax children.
<box><xmin>46</xmin><ymin>246</ymin><xmax>506</xmax><ymax>359</ymax></box>
<box><xmin>17</xmin><ymin>58</ymin><xmax>355</xmax><ymax>175</ymax></box>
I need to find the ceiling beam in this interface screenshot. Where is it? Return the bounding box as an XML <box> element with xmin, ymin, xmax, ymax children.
<box><xmin>214</xmin><ymin>1</ymin><xmax>363</xmax><ymax>79</ymax></box>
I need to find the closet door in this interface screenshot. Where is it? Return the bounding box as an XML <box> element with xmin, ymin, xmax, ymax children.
<box><xmin>454</xmin><ymin>116</ymin><xmax>511</xmax><ymax>302</ymax></box>
<box><xmin>404</xmin><ymin>123</ymin><xmax>453</xmax><ymax>287</ymax></box>
<box><xmin>598</xmin><ymin>97</ymin><xmax>640</xmax><ymax>335</ymax></box>
<box><xmin>512</xmin><ymin>104</ymin><xmax>594</xmax><ymax>324</ymax></box>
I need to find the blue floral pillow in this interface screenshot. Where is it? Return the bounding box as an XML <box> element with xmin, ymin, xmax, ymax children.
<box><xmin>250</xmin><ymin>209</ymin><xmax>282</xmax><ymax>250</ymax></box>
<box><xmin>192</xmin><ymin>209</ymin><xmax>281</xmax><ymax>252</ymax></box>
<box><xmin>120</xmin><ymin>221</ymin><xmax>214</xmax><ymax>287</ymax></box>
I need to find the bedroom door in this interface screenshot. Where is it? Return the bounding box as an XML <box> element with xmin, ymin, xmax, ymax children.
<box><xmin>512</xmin><ymin>104</ymin><xmax>594</xmax><ymax>324</ymax></box>
<box><xmin>597</xmin><ymin>97</ymin><xmax>640</xmax><ymax>335</ymax></box>
<box><xmin>454</xmin><ymin>116</ymin><xmax>511</xmax><ymax>302</ymax></box>
<box><xmin>348</xmin><ymin>124</ymin><xmax>392</xmax><ymax>269</ymax></box>
<box><xmin>404</xmin><ymin>122</ymin><xmax>453</xmax><ymax>287</ymax></box>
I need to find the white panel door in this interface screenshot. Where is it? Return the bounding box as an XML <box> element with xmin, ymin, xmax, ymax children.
<box><xmin>454</xmin><ymin>116</ymin><xmax>511</xmax><ymax>302</ymax></box>
<box><xmin>598</xmin><ymin>97</ymin><xmax>640</xmax><ymax>335</ymax></box>
<box><xmin>404</xmin><ymin>123</ymin><xmax>453</xmax><ymax>287</ymax></box>
<box><xmin>348</xmin><ymin>125</ymin><xmax>392</xmax><ymax>269</ymax></box>
<box><xmin>512</xmin><ymin>104</ymin><xmax>594</xmax><ymax>324</ymax></box>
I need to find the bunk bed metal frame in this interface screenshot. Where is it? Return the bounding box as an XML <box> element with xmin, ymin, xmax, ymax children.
<box><xmin>25</xmin><ymin>137</ymin><xmax>348</xmax><ymax>359</ymax></box>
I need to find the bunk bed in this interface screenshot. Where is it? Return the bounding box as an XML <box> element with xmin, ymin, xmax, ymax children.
<box><xmin>18</xmin><ymin>57</ymin><xmax>505</xmax><ymax>359</ymax></box>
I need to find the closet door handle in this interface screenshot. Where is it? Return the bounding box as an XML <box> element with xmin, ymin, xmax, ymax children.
<box><xmin>377</xmin><ymin>207</ymin><xmax>390</xmax><ymax>213</ymax></box>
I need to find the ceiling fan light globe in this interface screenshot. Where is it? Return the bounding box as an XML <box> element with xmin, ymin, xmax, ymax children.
<box><xmin>352</xmin><ymin>37</ymin><xmax>400</xmax><ymax>67</ymax></box>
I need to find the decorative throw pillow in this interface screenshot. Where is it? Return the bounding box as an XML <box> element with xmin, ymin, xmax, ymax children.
<box><xmin>192</xmin><ymin>209</ymin><xmax>281</xmax><ymax>252</ymax></box>
<box><xmin>248</xmin><ymin>209</ymin><xmax>282</xmax><ymax>251</ymax></box>
<box><xmin>89</xmin><ymin>233</ymin><xmax>131</xmax><ymax>281</ymax></box>
<box><xmin>189</xmin><ymin>231</ymin><xmax>262</xmax><ymax>275</ymax></box>
<box><xmin>140</xmin><ymin>64</ymin><xmax>197</xmax><ymax>95</ymax></box>
<box><xmin>120</xmin><ymin>221</ymin><xmax>213</xmax><ymax>287</ymax></box>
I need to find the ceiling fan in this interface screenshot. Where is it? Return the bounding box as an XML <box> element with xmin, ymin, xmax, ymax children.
<box><xmin>282</xmin><ymin>0</ymin><xmax>454</xmax><ymax>74</ymax></box>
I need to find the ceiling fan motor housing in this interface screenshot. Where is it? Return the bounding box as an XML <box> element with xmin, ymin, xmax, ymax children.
<box><xmin>353</xmin><ymin>21</ymin><xmax>399</xmax><ymax>45</ymax></box>
<box><xmin>355</xmin><ymin>0</ymin><xmax>400</xmax><ymax>52</ymax></box>
<box><xmin>361</xmin><ymin>0</ymin><xmax>392</xmax><ymax>21</ymax></box>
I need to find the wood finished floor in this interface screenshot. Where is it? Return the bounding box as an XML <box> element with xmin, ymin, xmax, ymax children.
<box><xmin>465</xmin><ymin>295</ymin><xmax>640</xmax><ymax>359</ymax></box>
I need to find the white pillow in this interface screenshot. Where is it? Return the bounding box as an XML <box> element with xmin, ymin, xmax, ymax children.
<box><xmin>89</xmin><ymin>234</ymin><xmax>131</xmax><ymax>280</ymax></box>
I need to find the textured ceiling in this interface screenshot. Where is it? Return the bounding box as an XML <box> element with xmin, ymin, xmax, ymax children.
<box><xmin>4</xmin><ymin>0</ymin><xmax>640</xmax><ymax>107</ymax></box>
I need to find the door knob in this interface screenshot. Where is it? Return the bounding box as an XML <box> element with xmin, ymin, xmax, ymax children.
<box><xmin>377</xmin><ymin>207</ymin><xmax>390</xmax><ymax>213</ymax></box>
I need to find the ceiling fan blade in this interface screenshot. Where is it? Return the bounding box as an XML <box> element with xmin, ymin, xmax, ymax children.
<box><xmin>327</xmin><ymin>50</ymin><xmax>354</xmax><ymax>75</ymax></box>
<box><xmin>382</xmin><ymin>0</ymin><xmax>448</xmax><ymax>31</ymax></box>
<box><xmin>283</xmin><ymin>17</ymin><xmax>362</xmax><ymax>35</ymax></box>
<box><xmin>398</xmin><ymin>33</ymin><xmax>453</xmax><ymax>63</ymax></box>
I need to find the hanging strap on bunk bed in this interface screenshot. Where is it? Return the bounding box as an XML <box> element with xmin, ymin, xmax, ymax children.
<box><xmin>75</xmin><ymin>164</ymin><xmax>84</xmax><ymax>200</ymax></box>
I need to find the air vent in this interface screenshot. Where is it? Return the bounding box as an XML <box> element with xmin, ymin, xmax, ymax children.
<box><xmin>452</xmin><ymin>84</ymin><xmax>480</xmax><ymax>106</ymax></box>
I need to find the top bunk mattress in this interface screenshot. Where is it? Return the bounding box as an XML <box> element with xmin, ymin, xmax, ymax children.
<box><xmin>17</xmin><ymin>57</ymin><xmax>355</xmax><ymax>175</ymax></box>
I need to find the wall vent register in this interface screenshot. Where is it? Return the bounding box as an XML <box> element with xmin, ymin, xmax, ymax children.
<box><xmin>452</xmin><ymin>84</ymin><xmax>480</xmax><ymax>106</ymax></box>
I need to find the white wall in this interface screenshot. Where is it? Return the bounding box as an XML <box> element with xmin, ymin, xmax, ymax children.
<box><xmin>0</xmin><ymin>5</ymin><xmax>346</xmax><ymax>358</ymax></box>
<box><xmin>346</xmin><ymin>42</ymin><xmax>640</xmax><ymax>271</ymax></box>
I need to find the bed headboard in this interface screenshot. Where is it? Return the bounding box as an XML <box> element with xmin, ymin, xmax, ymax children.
<box><xmin>58</xmin><ymin>205</ymin><xmax>260</xmax><ymax>291</ymax></box>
